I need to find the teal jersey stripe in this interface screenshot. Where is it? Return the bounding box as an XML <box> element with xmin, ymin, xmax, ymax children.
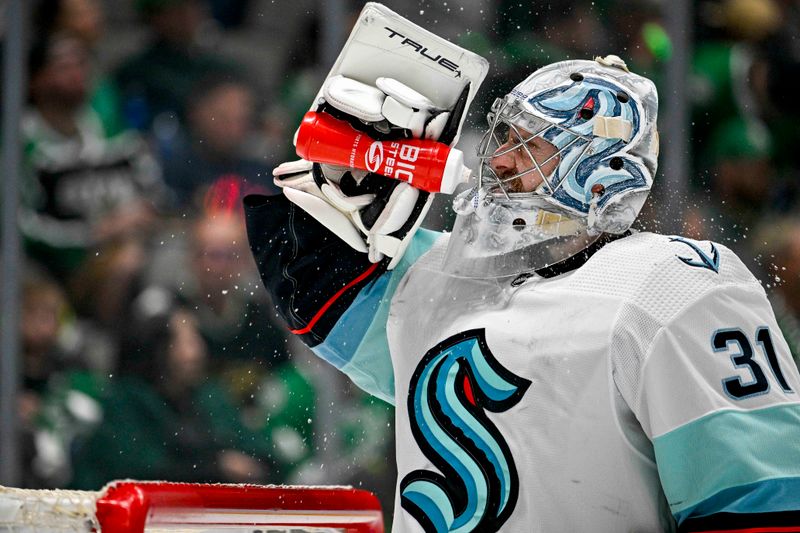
<box><xmin>313</xmin><ymin>229</ymin><xmax>442</xmax><ymax>404</ymax></box>
<box><xmin>311</xmin><ymin>272</ymin><xmax>388</xmax><ymax>382</ymax></box>
<box><xmin>673</xmin><ymin>477</ymin><xmax>800</xmax><ymax>524</ymax></box>
<box><xmin>653</xmin><ymin>403</ymin><xmax>800</xmax><ymax>517</ymax></box>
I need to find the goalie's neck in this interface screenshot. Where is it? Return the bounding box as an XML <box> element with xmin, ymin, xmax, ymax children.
<box><xmin>533</xmin><ymin>231</ymin><xmax>631</xmax><ymax>279</ymax></box>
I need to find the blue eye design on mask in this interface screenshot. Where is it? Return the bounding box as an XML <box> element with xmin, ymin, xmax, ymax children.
<box><xmin>525</xmin><ymin>77</ymin><xmax>648</xmax><ymax>214</ymax></box>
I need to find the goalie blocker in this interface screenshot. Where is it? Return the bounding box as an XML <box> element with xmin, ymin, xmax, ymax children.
<box><xmin>272</xmin><ymin>2</ymin><xmax>488</xmax><ymax>270</ymax></box>
<box><xmin>249</xmin><ymin>2</ymin><xmax>487</xmax><ymax>349</ymax></box>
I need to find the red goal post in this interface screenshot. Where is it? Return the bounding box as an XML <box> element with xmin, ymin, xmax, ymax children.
<box><xmin>0</xmin><ymin>481</ymin><xmax>384</xmax><ymax>532</ymax></box>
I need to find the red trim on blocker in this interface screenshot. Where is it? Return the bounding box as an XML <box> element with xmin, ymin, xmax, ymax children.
<box><xmin>290</xmin><ymin>262</ymin><xmax>381</xmax><ymax>335</ymax></box>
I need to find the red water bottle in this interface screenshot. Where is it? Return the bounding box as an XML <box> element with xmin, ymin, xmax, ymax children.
<box><xmin>295</xmin><ymin>111</ymin><xmax>467</xmax><ymax>194</ymax></box>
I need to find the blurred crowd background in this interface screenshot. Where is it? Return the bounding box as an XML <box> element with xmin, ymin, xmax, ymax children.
<box><xmin>1</xmin><ymin>0</ymin><xmax>800</xmax><ymax>521</ymax></box>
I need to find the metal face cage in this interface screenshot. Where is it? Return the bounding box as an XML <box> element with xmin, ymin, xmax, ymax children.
<box><xmin>475</xmin><ymin>96</ymin><xmax>593</xmax><ymax>200</ymax></box>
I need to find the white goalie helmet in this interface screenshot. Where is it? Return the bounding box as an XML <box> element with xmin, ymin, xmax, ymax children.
<box><xmin>444</xmin><ymin>55</ymin><xmax>660</xmax><ymax>277</ymax></box>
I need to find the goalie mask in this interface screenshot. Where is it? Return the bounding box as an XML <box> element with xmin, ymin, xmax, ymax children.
<box><xmin>444</xmin><ymin>55</ymin><xmax>659</xmax><ymax>278</ymax></box>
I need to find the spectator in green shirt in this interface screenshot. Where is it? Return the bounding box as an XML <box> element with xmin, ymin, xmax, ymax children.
<box><xmin>70</xmin><ymin>297</ymin><xmax>279</xmax><ymax>488</ymax></box>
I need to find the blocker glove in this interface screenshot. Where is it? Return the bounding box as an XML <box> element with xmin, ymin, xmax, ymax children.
<box><xmin>275</xmin><ymin>75</ymin><xmax>469</xmax><ymax>269</ymax></box>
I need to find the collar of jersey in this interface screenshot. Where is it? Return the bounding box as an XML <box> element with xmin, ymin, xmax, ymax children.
<box><xmin>531</xmin><ymin>230</ymin><xmax>632</xmax><ymax>279</ymax></box>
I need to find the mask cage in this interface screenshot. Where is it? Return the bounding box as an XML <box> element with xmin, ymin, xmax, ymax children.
<box><xmin>475</xmin><ymin>97</ymin><xmax>594</xmax><ymax>202</ymax></box>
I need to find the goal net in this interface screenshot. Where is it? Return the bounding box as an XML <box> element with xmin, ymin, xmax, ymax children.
<box><xmin>0</xmin><ymin>481</ymin><xmax>384</xmax><ymax>532</ymax></box>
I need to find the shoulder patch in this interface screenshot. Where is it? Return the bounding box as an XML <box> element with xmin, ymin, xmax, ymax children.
<box><xmin>669</xmin><ymin>236</ymin><xmax>720</xmax><ymax>273</ymax></box>
<box><xmin>566</xmin><ymin>232</ymin><xmax>756</xmax><ymax>325</ymax></box>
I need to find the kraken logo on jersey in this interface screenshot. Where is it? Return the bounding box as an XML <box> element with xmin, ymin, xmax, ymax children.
<box><xmin>401</xmin><ymin>329</ymin><xmax>531</xmax><ymax>532</ymax></box>
<box><xmin>670</xmin><ymin>236</ymin><xmax>720</xmax><ymax>273</ymax></box>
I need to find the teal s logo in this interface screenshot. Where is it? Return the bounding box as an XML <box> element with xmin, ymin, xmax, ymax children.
<box><xmin>401</xmin><ymin>329</ymin><xmax>531</xmax><ymax>532</ymax></box>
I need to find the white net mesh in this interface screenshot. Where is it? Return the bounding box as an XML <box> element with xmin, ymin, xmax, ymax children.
<box><xmin>0</xmin><ymin>487</ymin><xmax>98</xmax><ymax>532</ymax></box>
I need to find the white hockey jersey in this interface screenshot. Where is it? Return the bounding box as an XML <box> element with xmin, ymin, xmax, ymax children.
<box><xmin>306</xmin><ymin>230</ymin><xmax>800</xmax><ymax>532</ymax></box>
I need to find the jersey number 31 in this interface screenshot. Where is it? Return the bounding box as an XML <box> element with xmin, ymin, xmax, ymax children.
<box><xmin>713</xmin><ymin>327</ymin><xmax>794</xmax><ymax>399</ymax></box>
